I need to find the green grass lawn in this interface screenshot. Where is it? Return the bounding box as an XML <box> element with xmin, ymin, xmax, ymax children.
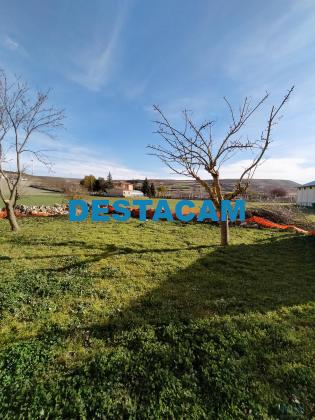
<box><xmin>1</xmin><ymin>193</ymin><xmax>65</xmax><ymax>208</ymax></box>
<box><xmin>0</xmin><ymin>216</ymin><xmax>314</xmax><ymax>418</ymax></box>
<box><xmin>17</xmin><ymin>194</ymin><xmax>65</xmax><ymax>206</ymax></box>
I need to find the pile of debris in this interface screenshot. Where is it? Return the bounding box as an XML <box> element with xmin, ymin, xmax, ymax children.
<box><xmin>0</xmin><ymin>204</ymin><xmax>68</xmax><ymax>218</ymax></box>
<box><xmin>245</xmin><ymin>205</ymin><xmax>313</xmax><ymax>230</ymax></box>
<box><xmin>15</xmin><ymin>204</ymin><xmax>69</xmax><ymax>216</ymax></box>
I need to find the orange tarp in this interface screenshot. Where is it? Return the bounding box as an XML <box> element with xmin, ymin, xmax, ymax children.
<box><xmin>246</xmin><ymin>216</ymin><xmax>289</xmax><ymax>229</ymax></box>
<box><xmin>0</xmin><ymin>209</ymin><xmax>51</xmax><ymax>219</ymax></box>
<box><xmin>245</xmin><ymin>216</ymin><xmax>314</xmax><ymax>235</ymax></box>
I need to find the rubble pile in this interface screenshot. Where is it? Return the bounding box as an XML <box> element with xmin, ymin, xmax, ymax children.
<box><xmin>0</xmin><ymin>204</ymin><xmax>69</xmax><ymax>218</ymax></box>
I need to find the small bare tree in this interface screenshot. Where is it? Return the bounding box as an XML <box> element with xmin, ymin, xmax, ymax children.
<box><xmin>149</xmin><ymin>87</ymin><xmax>294</xmax><ymax>245</ymax></box>
<box><xmin>0</xmin><ymin>70</ymin><xmax>64</xmax><ymax>231</ymax></box>
<box><xmin>269</xmin><ymin>187</ymin><xmax>288</xmax><ymax>199</ymax></box>
<box><xmin>157</xmin><ymin>184</ymin><xmax>168</xmax><ymax>198</ymax></box>
<box><xmin>63</xmin><ymin>181</ymin><xmax>86</xmax><ymax>200</ymax></box>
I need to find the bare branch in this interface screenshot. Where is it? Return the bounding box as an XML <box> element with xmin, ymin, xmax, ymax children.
<box><xmin>0</xmin><ymin>69</ymin><xmax>65</xmax><ymax>229</ymax></box>
<box><xmin>149</xmin><ymin>87</ymin><xmax>294</xmax><ymax>212</ymax></box>
<box><xmin>228</xmin><ymin>86</ymin><xmax>294</xmax><ymax>199</ymax></box>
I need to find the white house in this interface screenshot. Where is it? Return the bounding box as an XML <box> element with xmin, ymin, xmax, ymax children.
<box><xmin>123</xmin><ymin>190</ymin><xmax>144</xmax><ymax>198</ymax></box>
<box><xmin>297</xmin><ymin>181</ymin><xmax>315</xmax><ymax>207</ymax></box>
<box><xmin>108</xmin><ymin>182</ymin><xmax>144</xmax><ymax>198</ymax></box>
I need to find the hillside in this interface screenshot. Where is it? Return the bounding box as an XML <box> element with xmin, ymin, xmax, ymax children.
<box><xmin>0</xmin><ymin>172</ymin><xmax>81</xmax><ymax>195</ymax></box>
<box><xmin>1</xmin><ymin>172</ymin><xmax>300</xmax><ymax>197</ymax></box>
<box><xmin>149</xmin><ymin>179</ymin><xmax>300</xmax><ymax>197</ymax></box>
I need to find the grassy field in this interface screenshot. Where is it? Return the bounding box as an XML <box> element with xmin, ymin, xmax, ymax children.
<box><xmin>0</xmin><ymin>193</ymin><xmax>64</xmax><ymax>208</ymax></box>
<box><xmin>17</xmin><ymin>194</ymin><xmax>65</xmax><ymax>206</ymax></box>
<box><xmin>301</xmin><ymin>207</ymin><xmax>315</xmax><ymax>224</ymax></box>
<box><xmin>0</xmin><ymin>216</ymin><xmax>315</xmax><ymax>418</ymax></box>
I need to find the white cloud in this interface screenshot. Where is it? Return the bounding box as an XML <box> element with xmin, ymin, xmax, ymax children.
<box><xmin>0</xmin><ymin>130</ymin><xmax>157</xmax><ymax>179</ymax></box>
<box><xmin>220</xmin><ymin>158</ymin><xmax>315</xmax><ymax>184</ymax></box>
<box><xmin>50</xmin><ymin>154</ymin><xmax>157</xmax><ymax>179</ymax></box>
<box><xmin>3</xmin><ymin>35</ymin><xmax>19</xmax><ymax>50</ymax></box>
<box><xmin>28</xmin><ymin>143</ymin><xmax>159</xmax><ymax>180</ymax></box>
<box><xmin>3</xmin><ymin>134</ymin><xmax>313</xmax><ymax>183</ymax></box>
<box><xmin>68</xmin><ymin>9</ymin><xmax>126</xmax><ymax>91</ymax></box>
<box><xmin>222</xmin><ymin>1</ymin><xmax>315</xmax><ymax>85</ymax></box>
<box><xmin>143</xmin><ymin>156</ymin><xmax>314</xmax><ymax>185</ymax></box>
<box><xmin>1</xmin><ymin>35</ymin><xmax>28</xmax><ymax>58</ymax></box>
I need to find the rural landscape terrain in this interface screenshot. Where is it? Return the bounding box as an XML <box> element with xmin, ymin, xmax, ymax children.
<box><xmin>3</xmin><ymin>173</ymin><xmax>300</xmax><ymax>196</ymax></box>
<box><xmin>1</xmin><ymin>175</ymin><xmax>315</xmax><ymax>417</ymax></box>
<box><xmin>1</xmin><ymin>0</ymin><xmax>315</xmax><ymax>418</ymax></box>
<box><xmin>0</xmin><ymin>79</ymin><xmax>314</xmax><ymax>416</ymax></box>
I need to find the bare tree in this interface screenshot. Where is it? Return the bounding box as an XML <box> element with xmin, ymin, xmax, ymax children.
<box><xmin>157</xmin><ymin>184</ymin><xmax>168</xmax><ymax>198</ymax></box>
<box><xmin>148</xmin><ymin>87</ymin><xmax>294</xmax><ymax>245</ymax></box>
<box><xmin>0</xmin><ymin>70</ymin><xmax>64</xmax><ymax>231</ymax></box>
<box><xmin>63</xmin><ymin>181</ymin><xmax>86</xmax><ymax>200</ymax></box>
<box><xmin>269</xmin><ymin>187</ymin><xmax>288</xmax><ymax>199</ymax></box>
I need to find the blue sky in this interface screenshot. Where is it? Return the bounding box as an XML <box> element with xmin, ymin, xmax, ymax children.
<box><xmin>1</xmin><ymin>0</ymin><xmax>314</xmax><ymax>182</ymax></box>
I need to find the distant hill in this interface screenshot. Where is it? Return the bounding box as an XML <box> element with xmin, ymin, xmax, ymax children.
<box><xmin>1</xmin><ymin>171</ymin><xmax>301</xmax><ymax>198</ymax></box>
<box><xmin>0</xmin><ymin>172</ymin><xmax>80</xmax><ymax>196</ymax></box>
<box><xmin>147</xmin><ymin>178</ymin><xmax>300</xmax><ymax>196</ymax></box>
<box><xmin>23</xmin><ymin>173</ymin><xmax>81</xmax><ymax>192</ymax></box>
<box><xmin>12</xmin><ymin>173</ymin><xmax>300</xmax><ymax>196</ymax></box>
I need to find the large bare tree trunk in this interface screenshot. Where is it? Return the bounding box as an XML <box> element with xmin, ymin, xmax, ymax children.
<box><xmin>5</xmin><ymin>202</ymin><xmax>20</xmax><ymax>232</ymax></box>
<box><xmin>220</xmin><ymin>219</ymin><xmax>229</xmax><ymax>246</ymax></box>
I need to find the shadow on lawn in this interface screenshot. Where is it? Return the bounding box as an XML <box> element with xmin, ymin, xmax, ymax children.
<box><xmin>11</xmin><ymin>234</ymin><xmax>315</xmax><ymax>321</ymax></box>
<box><xmin>25</xmin><ymin>233</ymin><xmax>315</xmax><ymax>342</ymax></box>
<box><xmin>12</xmin><ymin>237</ymin><xmax>213</xmax><ymax>271</ymax></box>
<box><xmin>94</xmin><ymin>235</ymin><xmax>315</xmax><ymax>332</ymax></box>
<box><xmin>3</xmin><ymin>233</ymin><xmax>315</xmax><ymax>418</ymax></box>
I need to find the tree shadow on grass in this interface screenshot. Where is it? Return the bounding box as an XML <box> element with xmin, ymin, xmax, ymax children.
<box><xmin>12</xmin><ymin>239</ymin><xmax>213</xmax><ymax>271</ymax></box>
<box><xmin>94</xmin><ymin>235</ymin><xmax>315</xmax><ymax>332</ymax></box>
<box><xmin>0</xmin><ymin>255</ymin><xmax>11</xmax><ymax>261</ymax></box>
<box><xmin>9</xmin><ymin>233</ymin><xmax>315</xmax><ymax>330</ymax></box>
<box><xmin>3</xmin><ymin>234</ymin><xmax>315</xmax><ymax>418</ymax></box>
<box><xmin>33</xmin><ymin>234</ymin><xmax>315</xmax><ymax>343</ymax></box>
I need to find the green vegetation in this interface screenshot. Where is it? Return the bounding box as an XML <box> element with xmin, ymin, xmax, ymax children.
<box><xmin>17</xmin><ymin>194</ymin><xmax>65</xmax><ymax>206</ymax></box>
<box><xmin>0</xmin><ymin>194</ymin><xmax>64</xmax><ymax>208</ymax></box>
<box><xmin>302</xmin><ymin>207</ymin><xmax>315</xmax><ymax>224</ymax></box>
<box><xmin>0</xmin><ymin>216</ymin><xmax>314</xmax><ymax>418</ymax></box>
<box><xmin>79</xmin><ymin>172</ymin><xmax>114</xmax><ymax>193</ymax></box>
